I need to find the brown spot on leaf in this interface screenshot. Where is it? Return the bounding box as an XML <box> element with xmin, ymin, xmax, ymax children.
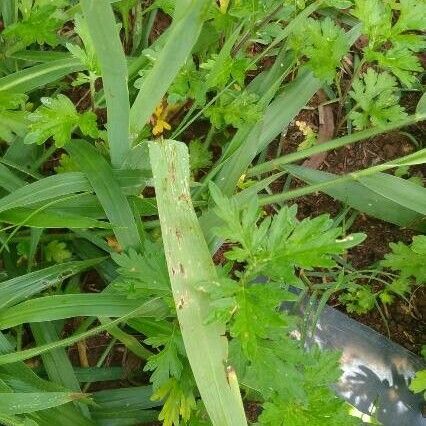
<box><xmin>177</xmin><ymin>296</ymin><xmax>185</xmax><ymax>310</ymax></box>
<box><xmin>178</xmin><ymin>193</ymin><xmax>190</xmax><ymax>202</ymax></box>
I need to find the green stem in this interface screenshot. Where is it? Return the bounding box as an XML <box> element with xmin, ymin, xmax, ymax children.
<box><xmin>259</xmin><ymin>148</ymin><xmax>426</xmax><ymax>205</ymax></box>
<box><xmin>247</xmin><ymin>114</ymin><xmax>425</xmax><ymax>177</ymax></box>
<box><xmin>204</xmin><ymin>126</ymin><xmax>216</xmax><ymax>149</ymax></box>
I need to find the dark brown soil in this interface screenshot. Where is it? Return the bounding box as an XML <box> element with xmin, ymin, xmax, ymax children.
<box><xmin>244</xmin><ymin>401</ymin><xmax>263</xmax><ymax>423</ymax></box>
<box><xmin>347</xmin><ymin>216</ymin><xmax>415</xmax><ymax>268</ymax></box>
<box><xmin>324</xmin><ymin>132</ymin><xmax>415</xmax><ymax>174</ymax></box>
<box><xmin>148</xmin><ymin>10</ymin><xmax>172</xmax><ymax>44</ymax></box>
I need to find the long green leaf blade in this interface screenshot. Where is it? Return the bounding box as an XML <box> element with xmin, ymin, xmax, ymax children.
<box><xmin>0</xmin><ymin>299</ymin><xmax>164</xmax><ymax>365</ymax></box>
<box><xmin>0</xmin><ymin>258</ymin><xmax>103</xmax><ymax>310</ymax></box>
<box><xmin>31</xmin><ymin>323</ymin><xmax>82</xmax><ymax>392</ymax></box>
<box><xmin>282</xmin><ymin>165</ymin><xmax>426</xmax><ymax>231</ymax></box>
<box><xmin>31</xmin><ymin>323</ymin><xmax>91</xmax><ymax>418</ymax></box>
<box><xmin>0</xmin><ymin>59</ymin><xmax>84</xmax><ymax>93</ymax></box>
<box><xmin>0</xmin><ymin>294</ymin><xmax>146</xmax><ymax>329</ymax></box>
<box><xmin>0</xmin><ymin>173</ymin><xmax>90</xmax><ymax>215</ymax></box>
<box><xmin>91</xmin><ymin>386</ymin><xmax>160</xmax><ymax>424</ymax></box>
<box><xmin>129</xmin><ymin>0</ymin><xmax>207</xmax><ymax>136</ymax></box>
<box><xmin>149</xmin><ymin>139</ymin><xmax>247</xmax><ymax>426</ymax></box>
<box><xmin>0</xmin><ymin>333</ymin><xmax>94</xmax><ymax>425</ymax></box>
<box><xmin>359</xmin><ymin>173</ymin><xmax>426</xmax><ymax>215</ymax></box>
<box><xmin>0</xmin><ymin>392</ymin><xmax>87</xmax><ymax>415</ymax></box>
<box><xmin>66</xmin><ymin>140</ymin><xmax>141</xmax><ymax>249</ymax></box>
<box><xmin>80</xmin><ymin>0</ymin><xmax>131</xmax><ymax>167</ymax></box>
<box><xmin>0</xmin><ymin>207</ymin><xmax>110</xmax><ymax>229</ymax></box>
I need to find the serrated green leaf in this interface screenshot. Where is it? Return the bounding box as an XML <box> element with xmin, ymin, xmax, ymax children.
<box><xmin>44</xmin><ymin>240</ymin><xmax>72</xmax><ymax>263</ymax></box>
<box><xmin>144</xmin><ymin>330</ymin><xmax>186</xmax><ymax>391</ymax></box>
<box><xmin>2</xmin><ymin>5</ymin><xmax>64</xmax><ymax>54</ymax></box>
<box><xmin>349</xmin><ymin>69</ymin><xmax>407</xmax><ymax>130</ymax></box>
<box><xmin>112</xmin><ymin>242</ymin><xmax>171</xmax><ymax>299</ymax></box>
<box><xmin>381</xmin><ymin>236</ymin><xmax>426</xmax><ymax>283</ymax></box>
<box><xmin>290</xmin><ymin>17</ymin><xmax>349</xmax><ymax>82</ymax></box>
<box><xmin>24</xmin><ymin>95</ymin><xmax>99</xmax><ymax>147</ymax></box>
<box><xmin>340</xmin><ymin>286</ymin><xmax>376</xmax><ymax>314</ymax></box>
<box><xmin>409</xmin><ymin>370</ymin><xmax>426</xmax><ymax>395</ymax></box>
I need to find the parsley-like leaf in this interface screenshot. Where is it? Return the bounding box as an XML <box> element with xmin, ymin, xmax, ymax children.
<box><xmin>290</xmin><ymin>17</ymin><xmax>349</xmax><ymax>83</ymax></box>
<box><xmin>152</xmin><ymin>367</ymin><xmax>197</xmax><ymax>426</ymax></box>
<box><xmin>23</xmin><ymin>94</ymin><xmax>99</xmax><ymax>147</ymax></box>
<box><xmin>260</xmin><ymin>386</ymin><xmax>359</xmax><ymax>426</ymax></box>
<box><xmin>353</xmin><ymin>0</ymin><xmax>425</xmax><ymax>87</ymax></box>
<box><xmin>54</xmin><ymin>153</ymin><xmax>80</xmax><ymax>174</ymax></box>
<box><xmin>168</xmin><ymin>60</ymin><xmax>207</xmax><ymax>105</ymax></box>
<box><xmin>205</xmin><ymin>91</ymin><xmax>262</xmax><ymax>129</ymax></box>
<box><xmin>66</xmin><ymin>14</ymin><xmax>99</xmax><ymax>74</ymax></box>
<box><xmin>379</xmin><ymin>277</ymin><xmax>412</xmax><ymax>305</ymax></box>
<box><xmin>339</xmin><ymin>285</ymin><xmax>376</xmax><ymax>314</ymax></box>
<box><xmin>201</xmin><ymin>53</ymin><xmax>255</xmax><ymax>89</ymax></box>
<box><xmin>45</xmin><ymin>240</ymin><xmax>72</xmax><ymax>264</ymax></box>
<box><xmin>112</xmin><ymin>240</ymin><xmax>171</xmax><ymax>299</ymax></box>
<box><xmin>349</xmin><ymin>69</ymin><xmax>407</xmax><ymax>130</ymax></box>
<box><xmin>366</xmin><ymin>47</ymin><xmax>423</xmax><ymax>88</ymax></box>
<box><xmin>3</xmin><ymin>5</ymin><xmax>64</xmax><ymax>54</ymax></box>
<box><xmin>205</xmin><ymin>185</ymin><xmax>363</xmax><ymax>425</ymax></box>
<box><xmin>381</xmin><ymin>236</ymin><xmax>426</xmax><ymax>284</ymax></box>
<box><xmin>210</xmin><ymin>183</ymin><xmax>365</xmax><ymax>283</ymax></box>
<box><xmin>352</xmin><ymin>0</ymin><xmax>391</xmax><ymax>49</ymax></box>
<box><xmin>409</xmin><ymin>370</ymin><xmax>426</xmax><ymax>398</ymax></box>
<box><xmin>144</xmin><ymin>330</ymin><xmax>186</xmax><ymax>390</ymax></box>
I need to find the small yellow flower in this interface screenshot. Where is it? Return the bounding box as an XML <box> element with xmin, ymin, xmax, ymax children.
<box><xmin>152</xmin><ymin>103</ymin><xmax>171</xmax><ymax>136</ymax></box>
<box><xmin>295</xmin><ymin>120</ymin><xmax>317</xmax><ymax>151</ymax></box>
<box><xmin>295</xmin><ymin>120</ymin><xmax>314</xmax><ymax>137</ymax></box>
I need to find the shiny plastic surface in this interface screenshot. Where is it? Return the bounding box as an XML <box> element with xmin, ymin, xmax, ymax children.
<box><xmin>312</xmin><ymin>305</ymin><xmax>425</xmax><ymax>425</ymax></box>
